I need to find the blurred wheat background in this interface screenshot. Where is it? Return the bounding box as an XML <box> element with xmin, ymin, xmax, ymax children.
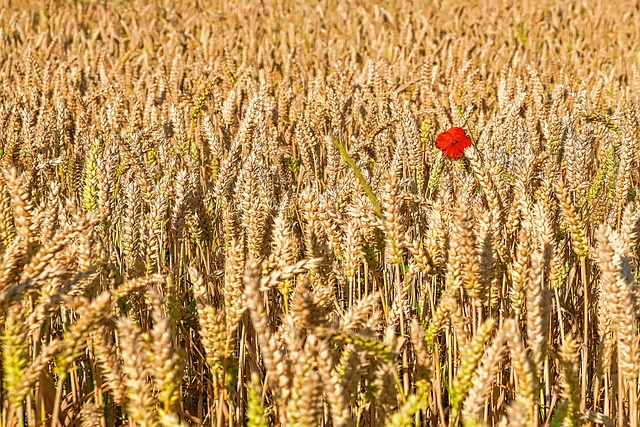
<box><xmin>1</xmin><ymin>0</ymin><xmax>640</xmax><ymax>426</ymax></box>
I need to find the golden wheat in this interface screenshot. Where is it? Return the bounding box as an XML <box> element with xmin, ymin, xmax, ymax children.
<box><xmin>1</xmin><ymin>0</ymin><xmax>640</xmax><ymax>426</ymax></box>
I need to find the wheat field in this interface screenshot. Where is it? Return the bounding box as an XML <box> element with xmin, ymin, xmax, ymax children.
<box><xmin>1</xmin><ymin>0</ymin><xmax>640</xmax><ymax>426</ymax></box>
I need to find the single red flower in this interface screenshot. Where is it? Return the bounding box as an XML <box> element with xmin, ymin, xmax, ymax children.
<box><xmin>435</xmin><ymin>127</ymin><xmax>472</xmax><ymax>158</ymax></box>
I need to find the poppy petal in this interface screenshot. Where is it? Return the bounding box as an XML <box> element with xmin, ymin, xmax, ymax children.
<box><xmin>443</xmin><ymin>145</ymin><xmax>464</xmax><ymax>158</ymax></box>
<box><xmin>435</xmin><ymin>127</ymin><xmax>472</xmax><ymax>158</ymax></box>
<box><xmin>449</xmin><ymin>127</ymin><xmax>472</xmax><ymax>149</ymax></box>
<box><xmin>436</xmin><ymin>131</ymin><xmax>454</xmax><ymax>151</ymax></box>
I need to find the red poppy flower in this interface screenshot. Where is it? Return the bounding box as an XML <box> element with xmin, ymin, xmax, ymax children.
<box><xmin>436</xmin><ymin>127</ymin><xmax>472</xmax><ymax>158</ymax></box>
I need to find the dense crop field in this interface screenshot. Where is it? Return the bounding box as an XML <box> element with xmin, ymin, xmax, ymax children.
<box><xmin>2</xmin><ymin>0</ymin><xmax>640</xmax><ymax>425</ymax></box>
